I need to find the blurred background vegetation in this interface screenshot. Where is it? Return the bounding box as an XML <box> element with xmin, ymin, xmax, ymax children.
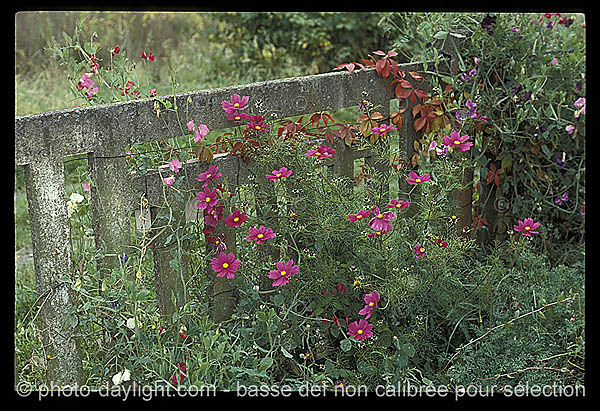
<box><xmin>15</xmin><ymin>11</ymin><xmax>394</xmax><ymax>116</ymax></box>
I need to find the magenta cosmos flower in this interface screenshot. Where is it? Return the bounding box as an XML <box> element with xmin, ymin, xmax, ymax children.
<box><xmin>406</xmin><ymin>171</ymin><xmax>431</xmax><ymax>185</ymax></box>
<box><xmin>358</xmin><ymin>290</ymin><xmax>380</xmax><ymax>319</ymax></box>
<box><xmin>347</xmin><ymin>319</ymin><xmax>373</xmax><ymax>341</ymax></box>
<box><xmin>266</xmin><ymin>167</ymin><xmax>293</xmax><ymax>182</ymax></box>
<box><xmin>210</xmin><ymin>251</ymin><xmax>241</xmax><ymax>279</ymax></box>
<box><xmin>368</xmin><ymin>206</ymin><xmax>395</xmax><ymax>233</ymax></box>
<box><xmin>413</xmin><ymin>244</ymin><xmax>427</xmax><ymax>258</ymax></box>
<box><xmin>221</xmin><ymin>94</ymin><xmax>249</xmax><ymax>114</ymax></box>
<box><xmin>204</xmin><ymin>201</ymin><xmax>224</xmax><ymax>227</ymax></box>
<box><xmin>226</xmin><ymin>112</ymin><xmax>251</xmax><ymax>123</ymax></box>
<box><xmin>386</xmin><ymin>199</ymin><xmax>410</xmax><ymax>210</ymax></box>
<box><xmin>224</xmin><ymin>209</ymin><xmax>248</xmax><ymax>228</ymax></box>
<box><xmin>196</xmin><ymin>187</ymin><xmax>218</xmax><ymax>210</ymax></box>
<box><xmin>246</xmin><ymin>225</ymin><xmax>275</xmax><ymax>245</ymax></box>
<box><xmin>305</xmin><ymin>144</ymin><xmax>336</xmax><ymax>160</ymax></box>
<box><xmin>513</xmin><ymin>218</ymin><xmax>541</xmax><ymax>236</ymax></box>
<box><xmin>348</xmin><ymin>209</ymin><xmax>370</xmax><ymax>222</ymax></box>
<box><xmin>196</xmin><ymin>165</ymin><xmax>222</xmax><ymax>184</ymax></box>
<box><xmin>268</xmin><ymin>259</ymin><xmax>299</xmax><ymax>287</ymax></box>
<box><xmin>370</xmin><ymin>123</ymin><xmax>397</xmax><ymax>137</ymax></box>
<box><xmin>247</xmin><ymin>114</ymin><xmax>269</xmax><ymax>132</ymax></box>
<box><xmin>443</xmin><ymin>130</ymin><xmax>473</xmax><ymax>152</ymax></box>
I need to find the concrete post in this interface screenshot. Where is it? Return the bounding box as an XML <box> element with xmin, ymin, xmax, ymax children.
<box><xmin>24</xmin><ymin>153</ymin><xmax>83</xmax><ymax>386</ymax></box>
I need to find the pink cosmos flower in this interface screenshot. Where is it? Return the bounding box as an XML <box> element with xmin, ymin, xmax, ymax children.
<box><xmin>227</xmin><ymin>112</ymin><xmax>251</xmax><ymax>123</ymax></box>
<box><xmin>221</xmin><ymin>94</ymin><xmax>249</xmax><ymax>114</ymax></box>
<box><xmin>246</xmin><ymin>226</ymin><xmax>275</xmax><ymax>245</ymax></box>
<box><xmin>247</xmin><ymin>114</ymin><xmax>269</xmax><ymax>132</ymax></box>
<box><xmin>513</xmin><ymin>218</ymin><xmax>541</xmax><ymax>236</ymax></box>
<box><xmin>168</xmin><ymin>158</ymin><xmax>182</xmax><ymax>174</ymax></box>
<box><xmin>370</xmin><ymin>123</ymin><xmax>397</xmax><ymax>137</ymax></box>
<box><xmin>443</xmin><ymin>130</ymin><xmax>473</xmax><ymax>152</ymax></box>
<box><xmin>368</xmin><ymin>206</ymin><xmax>395</xmax><ymax>233</ymax></box>
<box><xmin>224</xmin><ymin>209</ymin><xmax>248</xmax><ymax>228</ymax></box>
<box><xmin>268</xmin><ymin>259</ymin><xmax>299</xmax><ymax>287</ymax></box>
<box><xmin>565</xmin><ymin>124</ymin><xmax>575</xmax><ymax>134</ymax></box>
<box><xmin>348</xmin><ymin>209</ymin><xmax>370</xmax><ymax>222</ymax></box>
<box><xmin>210</xmin><ymin>251</ymin><xmax>241</xmax><ymax>279</ymax></box>
<box><xmin>406</xmin><ymin>171</ymin><xmax>431</xmax><ymax>185</ymax></box>
<box><xmin>386</xmin><ymin>199</ymin><xmax>410</xmax><ymax>210</ymax></box>
<box><xmin>83</xmin><ymin>182</ymin><xmax>90</xmax><ymax>192</ymax></box>
<box><xmin>196</xmin><ymin>187</ymin><xmax>218</xmax><ymax>210</ymax></box>
<box><xmin>266</xmin><ymin>167</ymin><xmax>293</xmax><ymax>182</ymax></box>
<box><xmin>204</xmin><ymin>201</ymin><xmax>224</xmax><ymax>227</ymax></box>
<box><xmin>163</xmin><ymin>176</ymin><xmax>175</xmax><ymax>186</ymax></box>
<box><xmin>186</xmin><ymin>120</ymin><xmax>195</xmax><ymax>131</ymax></box>
<box><xmin>196</xmin><ymin>165</ymin><xmax>222</xmax><ymax>184</ymax></box>
<box><xmin>305</xmin><ymin>144</ymin><xmax>336</xmax><ymax>160</ymax></box>
<box><xmin>358</xmin><ymin>290</ymin><xmax>380</xmax><ymax>319</ymax></box>
<box><xmin>413</xmin><ymin>244</ymin><xmax>427</xmax><ymax>258</ymax></box>
<box><xmin>347</xmin><ymin>319</ymin><xmax>373</xmax><ymax>341</ymax></box>
<box><xmin>194</xmin><ymin>124</ymin><xmax>210</xmax><ymax>143</ymax></box>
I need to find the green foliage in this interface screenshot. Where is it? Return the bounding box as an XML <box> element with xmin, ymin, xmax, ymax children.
<box><xmin>211</xmin><ymin>12</ymin><xmax>390</xmax><ymax>77</ymax></box>
<box><xmin>381</xmin><ymin>12</ymin><xmax>586</xmax><ymax>261</ymax></box>
<box><xmin>14</xmin><ymin>12</ymin><xmax>585</xmax><ymax>394</ymax></box>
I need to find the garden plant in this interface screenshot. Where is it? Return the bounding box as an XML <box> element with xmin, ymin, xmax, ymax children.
<box><xmin>14</xmin><ymin>12</ymin><xmax>584</xmax><ymax>396</ymax></box>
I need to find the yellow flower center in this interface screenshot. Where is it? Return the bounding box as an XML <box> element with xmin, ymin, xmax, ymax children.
<box><xmin>380</xmin><ymin>127</ymin><xmax>386</xmax><ymax>132</ymax></box>
<box><xmin>454</xmin><ymin>140</ymin><xmax>460</xmax><ymax>145</ymax></box>
<box><xmin>235</xmin><ymin>116</ymin><xmax>240</xmax><ymax>120</ymax></box>
<box><xmin>415</xmin><ymin>179</ymin><xmax>421</xmax><ymax>183</ymax></box>
<box><xmin>356</xmin><ymin>215</ymin><xmax>363</xmax><ymax>219</ymax></box>
<box><xmin>255</xmin><ymin>125</ymin><xmax>261</xmax><ymax>130</ymax></box>
<box><xmin>276</xmin><ymin>173</ymin><xmax>281</xmax><ymax>177</ymax></box>
<box><xmin>323</xmin><ymin>151</ymin><xmax>328</xmax><ymax>155</ymax></box>
<box><xmin>257</xmin><ymin>234</ymin><xmax>264</xmax><ymax>239</ymax></box>
<box><xmin>315</xmin><ymin>152</ymin><xmax>321</xmax><ymax>156</ymax></box>
<box><xmin>396</xmin><ymin>204</ymin><xmax>402</xmax><ymax>207</ymax></box>
<box><xmin>369</xmin><ymin>302</ymin><xmax>374</xmax><ymax>306</ymax></box>
<box><xmin>525</xmin><ymin>226</ymin><xmax>530</xmax><ymax>230</ymax></box>
<box><xmin>280</xmin><ymin>271</ymin><xmax>287</xmax><ymax>276</ymax></box>
<box><xmin>205</xmin><ymin>197</ymin><xmax>211</xmax><ymax>202</ymax></box>
<box><xmin>377</xmin><ymin>213</ymin><xmax>383</xmax><ymax>219</ymax></box>
<box><xmin>419</xmin><ymin>247</ymin><xmax>425</xmax><ymax>253</ymax></box>
<box><xmin>206</xmin><ymin>174</ymin><xmax>211</xmax><ymax>178</ymax></box>
<box><xmin>357</xmin><ymin>329</ymin><xmax>363</xmax><ymax>335</ymax></box>
<box><xmin>234</xmin><ymin>217</ymin><xmax>239</xmax><ymax>222</ymax></box>
<box><xmin>234</xmin><ymin>103</ymin><xmax>239</xmax><ymax>108</ymax></box>
<box><xmin>223</xmin><ymin>263</ymin><xmax>229</xmax><ymax>269</ymax></box>
<box><xmin>451</xmin><ymin>215</ymin><xmax>457</xmax><ymax>220</ymax></box>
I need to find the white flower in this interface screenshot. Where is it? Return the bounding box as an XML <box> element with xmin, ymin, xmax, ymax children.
<box><xmin>112</xmin><ymin>371</ymin><xmax>123</xmax><ymax>385</ymax></box>
<box><xmin>122</xmin><ymin>368</ymin><xmax>131</xmax><ymax>382</ymax></box>
<box><xmin>112</xmin><ymin>368</ymin><xmax>131</xmax><ymax>385</ymax></box>
<box><xmin>70</xmin><ymin>192</ymin><xmax>84</xmax><ymax>203</ymax></box>
<box><xmin>126</xmin><ymin>318</ymin><xmax>136</xmax><ymax>329</ymax></box>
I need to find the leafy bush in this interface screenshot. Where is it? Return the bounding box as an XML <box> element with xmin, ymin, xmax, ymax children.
<box><xmin>380</xmin><ymin>12</ymin><xmax>586</xmax><ymax>261</ymax></box>
<box><xmin>15</xmin><ymin>12</ymin><xmax>585</xmax><ymax>395</ymax></box>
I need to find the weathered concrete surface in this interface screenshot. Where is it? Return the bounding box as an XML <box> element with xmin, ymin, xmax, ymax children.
<box><xmin>24</xmin><ymin>154</ymin><xmax>83</xmax><ymax>386</ymax></box>
<box><xmin>15</xmin><ymin>65</ymin><xmax>426</xmax><ymax>166</ymax></box>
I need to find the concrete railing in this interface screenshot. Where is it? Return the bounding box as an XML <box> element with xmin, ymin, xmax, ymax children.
<box><xmin>15</xmin><ymin>59</ymin><xmax>449</xmax><ymax>386</ymax></box>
